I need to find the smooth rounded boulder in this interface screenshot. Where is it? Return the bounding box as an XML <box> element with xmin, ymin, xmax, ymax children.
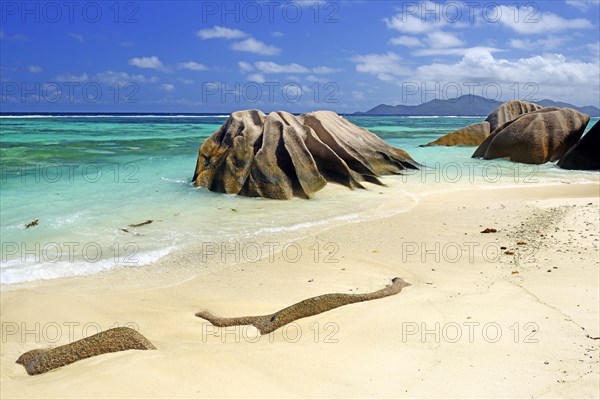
<box><xmin>558</xmin><ymin>122</ymin><xmax>599</xmax><ymax>170</ymax></box>
<box><xmin>420</xmin><ymin>121</ymin><xmax>490</xmax><ymax>147</ymax></box>
<box><xmin>485</xmin><ymin>100</ymin><xmax>544</xmax><ymax>132</ymax></box>
<box><xmin>472</xmin><ymin>108</ymin><xmax>590</xmax><ymax>164</ymax></box>
<box><xmin>192</xmin><ymin>110</ymin><xmax>419</xmax><ymax>199</ymax></box>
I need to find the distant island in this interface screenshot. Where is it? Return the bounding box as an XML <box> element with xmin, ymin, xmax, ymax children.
<box><xmin>356</xmin><ymin>95</ymin><xmax>600</xmax><ymax>117</ymax></box>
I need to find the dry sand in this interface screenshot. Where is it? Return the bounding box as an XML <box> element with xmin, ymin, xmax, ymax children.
<box><xmin>1</xmin><ymin>183</ymin><xmax>599</xmax><ymax>399</ymax></box>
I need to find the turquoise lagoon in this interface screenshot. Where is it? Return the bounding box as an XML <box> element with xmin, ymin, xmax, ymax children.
<box><xmin>1</xmin><ymin>114</ymin><xmax>598</xmax><ymax>284</ymax></box>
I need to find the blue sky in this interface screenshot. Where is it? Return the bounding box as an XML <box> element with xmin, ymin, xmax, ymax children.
<box><xmin>1</xmin><ymin>0</ymin><xmax>599</xmax><ymax>113</ymax></box>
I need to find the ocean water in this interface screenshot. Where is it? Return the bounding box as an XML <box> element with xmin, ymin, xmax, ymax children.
<box><xmin>1</xmin><ymin>114</ymin><xmax>598</xmax><ymax>285</ymax></box>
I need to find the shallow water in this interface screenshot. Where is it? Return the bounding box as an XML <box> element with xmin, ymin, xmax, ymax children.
<box><xmin>1</xmin><ymin>114</ymin><xmax>597</xmax><ymax>284</ymax></box>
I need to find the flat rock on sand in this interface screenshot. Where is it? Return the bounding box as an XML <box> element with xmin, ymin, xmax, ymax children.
<box><xmin>196</xmin><ymin>277</ymin><xmax>411</xmax><ymax>334</ymax></box>
<box><xmin>17</xmin><ymin>327</ymin><xmax>156</xmax><ymax>375</ymax></box>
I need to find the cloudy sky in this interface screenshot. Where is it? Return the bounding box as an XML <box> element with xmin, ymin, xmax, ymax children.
<box><xmin>1</xmin><ymin>0</ymin><xmax>599</xmax><ymax>113</ymax></box>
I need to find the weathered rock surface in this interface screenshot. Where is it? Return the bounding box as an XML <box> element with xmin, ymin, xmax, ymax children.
<box><xmin>472</xmin><ymin>108</ymin><xmax>590</xmax><ymax>164</ymax></box>
<box><xmin>17</xmin><ymin>327</ymin><xmax>155</xmax><ymax>375</ymax></box>
<box><xmin>192</xmin><ymin>110</ymin><xmax>418</xmax><ymax>199</ymax></box>
<box><xmin>485</xmin><ymin>100</ymin><xmax>544</xmax><ymax>132</ymax></box>
<box><xmin>558</xmin><ymin>122</ymin><xmax>600</xmax><ymax>170</ymax></box>
<box><xmin>196</xmin><ymin>277</ymin><xmax>411</xmax><ymax>334</ymax></box>
<box><xmin>420</xmin><ymin>121</ymin><xmax>490</xmax><ymax>147</ymax></box>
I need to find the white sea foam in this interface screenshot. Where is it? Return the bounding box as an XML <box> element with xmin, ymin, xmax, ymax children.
<box><xmin>252</xmin><ymin>214</ymin><xmax>360</xmax><ymax>235</ymax></box>
<box><xmin>0</xmin><ymin>246</ymin><xmax>176</xmax><ymax>286</ymax></box>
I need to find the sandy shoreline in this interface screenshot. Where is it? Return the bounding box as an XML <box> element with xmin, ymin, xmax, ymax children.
<box><xmin>1</xmin><ymin>183</ymin><xmax>599</xmax><ymax>399</ymax></box>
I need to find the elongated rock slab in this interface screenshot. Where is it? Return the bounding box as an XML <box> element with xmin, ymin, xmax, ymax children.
<box><xmin>17</xmin><ymin>327</ymin><xmax>156</xmax><ymax>375</ymax></box>
<box><xmin>196</xmin><ymin>277</ymin><xmax>411</xmax><ymax>334</ymax></box>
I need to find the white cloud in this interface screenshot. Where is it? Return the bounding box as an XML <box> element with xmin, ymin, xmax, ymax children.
<box><xmin>249</xmin><ymin>61</ymin><xmax>339</xmax><ymax>75</ymax></box>
<box><xmin>271</xmin><ymin>31</ymin><xmax>285</xmax><ymax>37</ymax></box>
<box><xmin>389</xmin><ymin>36</ymin><xmax>423</xmax><ymax>47</ymax></box>
<box><xmin>160</xmin><ymin>84</ymin><xmax>175</xmax><ymax>92</ymax></box>
<box><xmin>384</xmin><ymin>12</ymin><xmax>448</xmax><ymax>34</ymax></box>
<box><xmin>383</xmin><ymin>0</ymin><xmax>450</xmax><ymax>35</ymax></box>
<box><xmin>412</xmin><ymin>46</ymin><xmax>501</xmax><ymax>57</ymax></box>
<box><xmin>27</xmin><ymin>65</ymin><xmax>42</xmax><ymax>73</ymax></box>
<box><xmin>496</xmin><ymin>6</ymin><xmax>593</xmax><ymax>34</ymax></box>
<box><xmin>509</xmin><ymin>36</ymin><xmax>569</xmax><ymax>51</ymax></box>
<box><xmin>350</xmin><ymin>52</ymin><xmax>411</xmax><ymax>81</ymax></box>
<box><xmin>384</xmin><ymin>5</ymin><xmax>465</xmax><ymax>52</ymax></box>
<box><xmin>177</xmin><ymin>61</ymin><xmax>208</xmax><ymax>71</ymax></box>
<box><xmin>238</xmin><ymin>61</ymin><xmax>254</xmax><ymax>72</ymax></box>
<box><xmin>312</xmin><ymin>66</ymin><xmax>341</xmax><ymax>74</ymax></box>
<box><xmin>412</xmin><ymin>49</ymin><xmax>599</xmax><ymax>105</ymax></box>
<box><xmin>94</xmin><ymin>71</ymin><xmax>156</xmax><ymax>85</ymax></box>
<box><xmin>56</xmin><ymin>73</ymin><xmax>89</xmax><ymax>82</ymax></box>
<box><xmin>255</xmin><ymin>61</ymin><xmax>309</xmax><ymax>74</ymax></box>
<box><xmin>129</xmin><ymin>56</ymin><xmax>165</xmax><ymax>70</ymax></box>
<box><xmin>305</xmin><ymin>75</ymin><xmax>330</xmax><ymax>83</ymax></box>
<box><xmin>68</xmin><ymin>33</ymin><xmax>84</xmax><ymax>43</ymax></box>
<box><xmin>197</xmin><ymin>26</ymin><xmax>247</xmax><ymax>40</ymax></box>
<box><xmin>283</xmin><ymin>84</ymin><xmax>303</xmax><ymax>98</ymax></box>
<box><xmin>247</xmin><ymin>73</ymin><xmax>266</xmax><ymax>83</ymax></box>
<box><xmin>565</xmin><ymin>0</ymin><xmax>595</xmax><ymax>11</ymax></box>
<box><xmin>231</xmin><ymin>38</ymin><xmax>281</xmax><ymax>55</ymax></box>
<box><xmin>426</xmin><ymin>31</ymin><xmax>464</xmax><ymax>49</ymax></box>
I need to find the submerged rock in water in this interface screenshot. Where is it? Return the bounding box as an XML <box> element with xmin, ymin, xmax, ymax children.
<box><xmin>17</xmin><ymin>327</ymin><xmax>155</xmax><ymax>375</ymax></box>
<box><xmin>558</xmin><ymin>122</ymin><xmax>600</xmax><ymax>170</ymax></box>
<box><xmin>192</xmin><ymin>110</ymin><xmax>419</xmax><ymax>199</ymax></box>
<box><xmin>420</xmin><ymin>121</ymin><xmax>490</xmax><ymax>147</ymax></box>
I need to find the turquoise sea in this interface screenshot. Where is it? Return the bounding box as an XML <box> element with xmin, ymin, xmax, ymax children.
<box><xmin>1</xmin><ymin>114</ymin><xmax>598</xmax><ymax>285</ymax></box>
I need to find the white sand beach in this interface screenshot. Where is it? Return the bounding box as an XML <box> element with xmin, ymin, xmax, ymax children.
<box><xmin>2</xmin><ymin>183</ymin><xmax>598</xmax><ymax>399</ymax></box>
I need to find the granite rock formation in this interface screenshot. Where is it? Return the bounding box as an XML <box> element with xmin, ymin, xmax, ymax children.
<box><xmin>196</xmin><ymin>277</ymin><xmax>411</xmax><ymax>334</ymax></box>
<box><xmin>558</xmin><ymin>122</ymin><xmax>600</xmax><ymax>170</ymax></box>
<box><xmin>420</xmin><ymin>121</ymin><xmax>490</xmax><ymax>147</ymax></box>
<box><xmin>472</xmin><ymin>108</ymin><xmax>590</xmax><ymax>164</ymax></box>
<box><xmin>17</xmin><ymin>327</ymin><xmax>155</xmax><ymax>375</ymax></box>
<box><xmin>485</xmin><ymin>100</ymin><xmax>544</xmax><ymax>132</ymax></box>
<box><xmin>192</xmin><ymin>110</ymin><xmax>419</xmax><ymax>199</ymax></box>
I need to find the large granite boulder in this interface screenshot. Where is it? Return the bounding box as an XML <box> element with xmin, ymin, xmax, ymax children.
<box><xmin>17</xmin><ymin>327</ymin><xmax>155</xmax><ymax>375</ymax></box>
<box><xmin>472</xmin><ymin>108</ymin><xmax>590</xmax><ymax>164</ymax></box>
<box><xmin>485</xmin><ymin>100</ymin><xmax>544</xmax><ymax>132</ymax></box>
<box><xmin>192</xmin><ymin>110</ymin><xmax>419</xmax><ymax>199</ymax></box>
<box><xmin>558</xmin><ymin>122</ymin><xmax>600</xmax><ymax>170</ymax></box>
<box><xmin>420</xmin><ymin>121</ymin><xmax>490</xmax><ymax>147</ymax></box>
